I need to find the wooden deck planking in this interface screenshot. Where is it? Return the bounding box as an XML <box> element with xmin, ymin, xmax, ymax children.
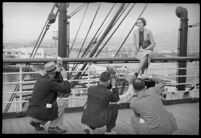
<box><xmin>164</xmin><ymin>103</ymin><xmax>199</xmax><ymax>135</ymax></box>
<box><xmin>2</xmin><ymin>103</ymin><xmax>199</xmax><ymax>135</ymax></box>
<box><xmin>2</xmin><ymin>119</ymin><xmax>13</xmax><ymax>134</ymax></box>
<box><xmin>115</xmin><ymin>109</ymin><xmax>135</xmax><ymax>134</ymax></box>
<box><xmin>64</xmin><ymin>113</ymin><xmax>83</xmax><ymax>134</ymax></box>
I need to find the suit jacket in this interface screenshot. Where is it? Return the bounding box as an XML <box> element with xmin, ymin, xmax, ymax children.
<box><xmin>133</xmin><ymin>28</ymin><xmax>156</xmax><ymax>55</ymax></box>
<box><xmin>130</xmin><ymin>84</ymin><xmax>177</xmax><ymax>134</ymax></box>
<box><xmin>26</xmin><ymin>74</ymin><xmax>71</xmax><ymax>121</ymax></box>
<box><xmin>81</xmin><ymin>83</ymin><xmax>119</xmax><ymax>128</ymax></box>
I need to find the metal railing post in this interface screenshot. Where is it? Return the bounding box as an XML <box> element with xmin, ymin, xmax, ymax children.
<box><xmin>19</xmin><ymin>65</ymin><xmax>23</xmax><ymax>112</ymax></box>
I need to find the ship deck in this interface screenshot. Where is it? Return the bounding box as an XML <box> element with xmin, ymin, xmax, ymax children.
<box><xmin>2</xmin><ymin>102</ymin><xmax>199</xmax><ymax>135</ymax></box>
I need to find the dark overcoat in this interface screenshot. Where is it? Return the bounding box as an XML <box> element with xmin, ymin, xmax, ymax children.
<box><xmin>26</xmin><ymin>74</ymin><xmax>71</xmax><ymax>121</ymax></box>
<box><xmin>81</xmin><ymin>84</ymin><xmax>119</xmax><ymax>128</ymax></box>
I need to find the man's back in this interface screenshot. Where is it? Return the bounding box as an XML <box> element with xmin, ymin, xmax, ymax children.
<box><xmin>130</xmin><ymin>87</ymin><xmax>177</xmax><ymax>134</ymax></box>
<box><xmin>81</xmin><ymin>83</ymin><xmax>119</xmax><ymax>128</ymax></box>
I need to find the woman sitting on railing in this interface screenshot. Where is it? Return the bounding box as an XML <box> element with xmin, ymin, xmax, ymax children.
<box><xmin>133</xmin><ymin>17</ymin><xmax>156</xmax><ymax>77</ymax></box>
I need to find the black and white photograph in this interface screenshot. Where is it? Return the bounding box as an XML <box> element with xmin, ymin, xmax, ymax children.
<box><xmin>2</xmin><ymin>2</ymin><xmax>199</xmax><ymax>135</ymax></box>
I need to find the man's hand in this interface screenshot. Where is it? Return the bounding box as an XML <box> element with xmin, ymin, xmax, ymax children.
<box><xmin>111</xmin><ymin>78</ymin><xmax>116</xmax><ymax>88</ymax></box>
<box><xmin>60</xmin><ymin>69</ymin><xmax>67</xmax><ymax>80</ymax></box>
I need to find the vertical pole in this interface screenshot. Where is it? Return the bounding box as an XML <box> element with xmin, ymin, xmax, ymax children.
<box><xmin>175</xmin><ymin>6</ymin><xmax>188</xmax><ymax>91</ymax></box>
<box><xmin>58</xmin><ymin>3</ymin><xmax>69</xmax><ymax>70</ymax></box>
<box><xmin>67</xmin><ymin>20</ymin><xmax>70</xmax><ymax>78</ymax></box>
<box><xmin>19</xmin><ymin>65</ymin><xmax>23</xmax><ymax>112</ymax></box>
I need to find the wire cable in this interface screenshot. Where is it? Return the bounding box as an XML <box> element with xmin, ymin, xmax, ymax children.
<box><xmin>77</xmin><ymin>2</ymin><xmax>102</xmax><ymax>58</ymax></box>
<box><xmin>69</xmin><ymin>3</ymin><xmax>89</xmax><ymax>53</ymax></box>
<box><xmin>95</xmin><ymin>3</ymin><xmax>135</xmax><ymax>57</ymax></box>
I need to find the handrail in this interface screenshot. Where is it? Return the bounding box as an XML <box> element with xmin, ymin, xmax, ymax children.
<box><xmin>2</xmin><ymin>57</ymin><xmax>199</xmax><ymax>113</ymax></box>
<box><xmin>3</xmin><ymin>56</ymin><xmax>199</xmax><ymax>64</ymax></box>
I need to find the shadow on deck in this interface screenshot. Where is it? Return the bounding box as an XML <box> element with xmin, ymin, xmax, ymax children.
<box><xmin>2</xmin><ymin>102</ymin><xmax>199</xmax><ymax>135</ymax></box>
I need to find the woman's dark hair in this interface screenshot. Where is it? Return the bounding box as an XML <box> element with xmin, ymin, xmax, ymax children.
<box><xmin>137</xmin><ymin>17</ymin><xmax>146</xmax><ymax>26</ymax></box>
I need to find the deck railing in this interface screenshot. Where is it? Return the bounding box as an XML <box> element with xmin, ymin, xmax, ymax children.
<box><xmin>3</xmin><ymin>57</ymin><xmax>199</xmax><ymax>114</ymax></box>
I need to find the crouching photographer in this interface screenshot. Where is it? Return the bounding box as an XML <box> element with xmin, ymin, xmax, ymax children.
<box><xmin>26</xmin><ymin>61</ymin><xmax>71</xmax><ymax>134</ymax></box>
<box><xmin>129</xmin><ymin>74</ymin><xmax>178</xmax><ymax>134</ymax></box>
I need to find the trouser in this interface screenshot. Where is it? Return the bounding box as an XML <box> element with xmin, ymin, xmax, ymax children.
<box><xmin>29</xmin><ymin>98</ymin><xmax>68</xmax><ymax>128</ymax></box>
<box><xmin>130</xmin><ymin>112</ymin><xmax>177</xmax><ymax>134</ymax></box>
<box><xmin>105</xmin><ymin>104</ymin><xmax>119</xmax><ymax>132</ymax></box>
<box><xmin>130</xmin><ymin>115</ymin><xmax>150</xmax><ymax>134</ymax></box>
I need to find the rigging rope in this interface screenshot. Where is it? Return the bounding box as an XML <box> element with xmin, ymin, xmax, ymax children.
<box><xmin>95</xmin><ymin>3</ymin><xmax>135</xmax><ymax>57</ymax></box>
<box><xmin>69</xmin><ymin>4</ymin><xmax>89</xmax><ymax>53</ymax></box>
<box><xmin>69</xmin><ymin>3</ymin><xmax>116</xmax><ymax>74</ymax></box>
<box><xmin>77</xmin><ymin>2</ymin><xmax>102</xmax><ymax>58</ymax></box>
<box><xmin>69</xmin><ymin>3</ymin><xmax>88</xmax><ymax>17</ymax></box>
<box><xmin>80</xmin><ymin>3</ymin><xmax>117</xmax><ymax>58</ymax></box>
<box><xmin>71</xmin><ymin>3</ymin><xmax>102</xmax><ymax>73</ymax></box>
<box><xmin>94</xmin><ymin>3</ymin><xmax>129</xmax><ymax>40</ymax></box>
<box><xmin>70</xmin><ymin>3</ymin><xmax>126</xmax><ymax>88</ymax></box>
<box><xmin>4</xmin><ymin>3</ymin><xmax>62</xmax><ymax>113</ymax></box>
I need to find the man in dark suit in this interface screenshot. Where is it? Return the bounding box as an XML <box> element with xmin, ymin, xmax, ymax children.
<box><xmin>26</xmin><ymin>61</ymin><xmax>71</xmax><ymax>134</ymax></box>
<box><xmin>81</xmin><ymin>71</ymin><xmax>120</xmax><ymax>134</ymax></box>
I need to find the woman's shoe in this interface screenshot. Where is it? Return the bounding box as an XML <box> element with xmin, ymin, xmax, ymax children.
<box><xmin>134</xmin><ymin>72</ymin><xmax>139</xmax><ymax>78</ymax></box>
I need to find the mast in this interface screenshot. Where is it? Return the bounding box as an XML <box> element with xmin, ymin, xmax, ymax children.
<box><xmin>175</xmin><ymin>6</ymin><xmax>188</xmax><ymax>91</ymax></box>
<box><xmin>58</xmin><ymin>3</ymin><xmax>70</xmax><ymax>70</ymax></box>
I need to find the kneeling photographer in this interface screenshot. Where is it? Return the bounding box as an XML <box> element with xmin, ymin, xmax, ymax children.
<box><xmin>26</xmin><ymin>61</ymin><xmax>71</xmax><ymax>134</ymax></box>
<box><xmin>129</xmin><ymin>74</ymin><xmax>178</xmax><ymax>134</ymax></box>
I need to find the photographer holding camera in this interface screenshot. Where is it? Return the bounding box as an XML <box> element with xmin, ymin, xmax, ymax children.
<box><xmin>129</xmin><ymin>74</ymin><xmax>177</xmax><ymax>134</ymax></box>
<box><xmin>81</xmin><ymin>71</ymin><xmax>120</xmax><ymax>134</ymax></box>
<box><xmin>26</xmin><ymin>61</ymin><xmax>71</xmax><ymax>134</ymax></box>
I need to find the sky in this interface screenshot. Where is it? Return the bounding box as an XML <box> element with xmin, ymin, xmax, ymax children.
<box><xmin>2</xmin><ymin>2</ymin><xmax>200</xmax><ymax>51</ymax></box>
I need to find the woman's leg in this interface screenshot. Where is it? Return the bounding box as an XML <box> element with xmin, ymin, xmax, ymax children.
<box><xmin>142</xmin><ymin>54</ymin><xmax>150</xmax><ymax>75</ymax></box>
<box><xmin>136</xmin><ymin>56</ymin><xmax>147</xmax><ymax>76</ymax></box>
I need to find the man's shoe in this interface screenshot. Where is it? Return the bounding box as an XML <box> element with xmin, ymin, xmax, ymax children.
<box><xmin>83</xmin><ymin>125</ymin><xmax>94</xmax><ymax>134</ymax></box>
<box><xmin>105</xmin><ymin>130</ymin><xmax>117</xmax><ymax>134</ymax></box>
<box><xmin>30</xmin><ymin>121</ymin><xmax>45</xmax><ymax>131</ymax></box>
<box><xmin>48</xmin><ymin>127</ymin><xmax>67</xmax><ymax>134</ymax></box>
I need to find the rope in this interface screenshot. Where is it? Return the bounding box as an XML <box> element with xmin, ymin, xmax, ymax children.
<box><xmin>77</xmin><ymin>2</ymin><xmax>102</xmax><ymax>58</ymax></box>
<box><xmin>70</xmin><ymin>4</ymin><xmax>126</xmax><ymax>89</ymax></box>
<box><xmin>69</xmin><ymin>4</ymin><xmax>89</xmax><ymax>53</ymax></box>
<box><xmin>69</xmin><ymin>3</ymin><xmax>116</xmax><ymax>75</ymax></box>
<box><xmin>4</xmin><ymin>3</ymin><xmax>62</xmax><ymax>113</ymax></box>
<box><xmin>95</xmin><ymin>3</ymin><xmax>135</xmax><ymax>57</ymax></box>
<box><xmin>81</xmin><ymin>3</ymin><xmax>117</xmax><ymax>58</ymax></box>
<box><xmin>68</xmin><ymin>3</ymin><xmax>88</xmax><ymax>17</ymax></box>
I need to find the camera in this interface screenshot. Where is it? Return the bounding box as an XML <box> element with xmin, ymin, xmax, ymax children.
<box><xmin>144</xmin><ymin>78</ymin><xmax>156</xmax><ymax>89</ymax></box>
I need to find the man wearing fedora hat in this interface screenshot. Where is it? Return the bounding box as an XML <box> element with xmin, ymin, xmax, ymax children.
<box><xmin>26</xmin><ymin>61</ymin><xmax>71</xmax><ymax>134</ymax></box>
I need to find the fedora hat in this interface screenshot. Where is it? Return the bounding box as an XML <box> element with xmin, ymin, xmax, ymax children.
<box><xmin>44</xmin><ymin>61</ymin><xmax>60</xmax><ymax>73</ymax></box>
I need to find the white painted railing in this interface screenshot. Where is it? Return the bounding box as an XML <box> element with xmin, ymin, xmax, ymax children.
<box><xmin>2</xmin><ymin>60</ymin><xmax>199</xmax><ymax>113</ymax></box>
